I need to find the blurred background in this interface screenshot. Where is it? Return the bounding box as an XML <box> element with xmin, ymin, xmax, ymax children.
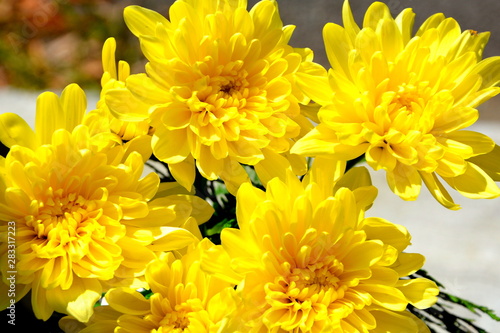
<box><xmin>1</xmin><ymin>0</ymin><xmax>499</xmax><ymax>331</ymax></box>
<box><xmin>2</xmin><ymin>0</ymin><xmax>500</xmax><ymax>91</ymax></box>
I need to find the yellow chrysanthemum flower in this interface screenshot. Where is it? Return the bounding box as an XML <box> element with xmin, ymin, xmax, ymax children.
<box><xmin>59</xmin><ymin>238</ymin><xmax>240</xmax><ymax>333</ymax></box>
<box><xmin>204</xmin><ymin>167</ymin><xmax>439</xmax><ymax>332</ymax></box>
<box><xmin>292</xmin><ymin>1</ymin><xmax>500</xmax><ymax>209</ymax></box>
<box><xmin>0</xmin><ymin>85</ymin><xmax>213</xmax><ymax>322</ymax></box>
<box><xmin>107</xmin><ymin>0</ymin><xmax>324</xmax><ymax>193</ymax></box>
<box><xmin>85</xmin><ymin>37</ymin><xmax>153</xmax><ymax>143</ymax></box>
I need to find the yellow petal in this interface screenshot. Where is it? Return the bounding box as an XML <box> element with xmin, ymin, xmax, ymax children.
<box><xmin>362</xmin><ymin>2</ymin><xmax>392</xmax><ymax>31</ymax></box>
<box><xmin>295</xmin><ymin>72</ymin><xmax>332</xmax><ymax>105</ymax></box>
<box><xmin>363</xmin><ymin>217</ymin><xmax>411</xmax><ymax>252</ymax></box>
<box><xmin>395</xmin><ymin>8</ymin><xmax>415</xmax><ymax>45</ymax></box>
<box><xmin>163</xmin><ymin>194</ymin><xmax>214</xmax><ymax>224</ymax></box>
<box><xmin>126</xmin><ymin>73</ymin><xmax>168</xmax><ymax>105</ymax></box>
<box><xmin>357</xmin><ymin>284</ymin><xmax>407</xmax><ymax>311</ymax></box>
<box><xmin>370</xmin><ymin>309</ymin><xmax>420</xmax><ymax>333</ymax></box>
<box><xmin>415</xmin><ymin>13</ymin><xmax>445</xmax><ymax>37</ymax></box>
<box><xmin>196</xmin><ymin>145</ymin><xmax>224</xmax><ymax>180</ymax></box>
<box><xmin>123</xmin><ymin>5</ymin><xmax>170</xmax><ymax>37</ymax></box>
<box><xmin>236</xmin><ymin>182</ymin><xmax>265</xmax><ymax>228</ymax></box>
<box><xmin>46</xmin><ymin>278</ymin><xmax>102</xmax><ymax>323</ymax></box>
<box><xmin>391</xmin><ymin>253</ymin><xmax>426</xmax><ymax>277</ymax></box>
<box><xmin>254</xmin><ymin>149</ymin><xmax>292</xmax><ymax>186</ymax></box>
<box><xmin>323</xmin><ymin>22</ymin><xmax>353</xmax><ymax>79</ymax></box>
<box><xmin>219</xmin><ymin>158</ymin><xmax>250</xmax><ymax>195</ymax></box>
<box><xmin>35</xmin><ymin>91</ymin><xmax>64</xmax><ymax>144</ymax></box>
<box><xmin>123</xmin><ymin>135</ymin><xmax>153</xmax><ymax>163</ymax></box>
<box><xmin>105</xmin><ymin>88</ymin><xmax>150</xmax><ymax>122</ymax></box>
<box><xmin>146</xmin><ymin>227</ymin><xmax>199</xmax><ymax>251</ymax></box>
<box><xmin>468</xmin><ymin>144</ymin><xmax>500</xmax><ymax>181</ymax></box>
<box><xmin>102</xmin><ymin>37</ymin><xmax>117</xmax><ymax>79</ymax></box>
<box><xmin>377</xmin><ymin>14</ymin><xmax>404</xmax><ymax>61</ymax></box>
<box><xmin>58</xmin><ymin>316</ymin><xmax>88</xmax><ymax>333</ymax></box>
<box><xmin>118</xmin><ymin>237</ymin><xmax>155</xmax><ymax>268</ymax></box>
<box><xmin>435</xmin><ymin>150</ymin><xmax>467</xmax><ymax>177</ymax></box>
<box><xmin>433</xmin><ymin>106</ymin><xmax>478</xmax><ymax>133</ymax></box>
<box><xmin>471</xmin><ymin>56</ymin><xmax>500</xmax><ymax>89</ymax></box>
<box><xmin>386</xmin><ymin>163</ymin><xmax>421</xmax><ymax>200</ymax></box>
<box><xmin>342</xmin><ymin>0</ymin><xmax>360</xmax><ymax>42</ymax></box>
<box><xmin>334</xmin><ymin>166</ymin><xmax>372</xmax><ymax>192</ymax></box>
<box><xmin>419</xmin><ymin>171</ymin><xmax>460</xmax><ymax>210</ymax></box>
<box><xmin>291</xmin><ymin>125</ymin><xmax>369</xmax><ymax>159</ymax></box>
<box><xmin>444</xmin><ymin>130</ymin><xmax>495</xmax><ymax>157</ymax></box>
<box><xmin>105</xmin><ymin>288</ymin><xmax>150</xmax><ymax>315</ymax></box>
<box><xmin>366</xmin><ymin>144</ymin><xmax>397</xmax><ymax>171</ymax></box>
<box><xmin>201</xmin><ymin>245</ymin><xmax>244</xmax><ymax>285</ymax></box>
<box><xmin>396</xmin><ymin>278</ymin><xmax>439</xmax><ymax>309</ymax></box>
<box><xmin>0</xmin><ymin>113</ymin><xmax>38</xmax><ymax>149</ymax></box>
<box><xmin>61</xmin><ymin>83</ymin><xmax>87</xmax><ymax>132</ymax></box>
<box><xmin>0</xmin><ymin>281</ymin><xmax>30</xmax><ymax>310</ymax></box>
<box><xmin>304</xmin><ymin>156</ymin><xmax>346</xmax><ymax>197</ymax></box>
<box><xmin>169</xmin><ymin>157</ymin><xmax>196</xmax><ymax>192</ymax></box>
<box><xmin>152</xmin><ymin>127</ymin><xmax>190</xmax><ymax>164</ymax></box>
<box><xmin>342</xmin><ymin>240</ymin><xmax>384</xmax><ymax>271</ymax></box>
<box><xmin>443</xmin><ymin>162</ymin><xmax>500</xmax><ymax>199</ymax></box>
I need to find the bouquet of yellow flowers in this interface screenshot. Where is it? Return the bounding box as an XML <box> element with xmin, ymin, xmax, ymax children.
<box><xmin>1</xmin><ymin>1</ymin><xmax>500</xmax><ymax>332</ymax></box>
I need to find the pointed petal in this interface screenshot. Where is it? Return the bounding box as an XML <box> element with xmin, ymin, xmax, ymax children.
<box><xmin>196</xmin><ymin>145</ymin><xmax>224</xmax><ymax>180</ymax></box>
<box><xmin>126</xmin><ymin>73</ymin><xmax>168</xmax><ymax>105</ymax></box>
<box><xmin>201</xmin><ymin>245</ymin><xmax>244</xmax><ymax>285</ymax></box>
<box><xmin>61</xmin><ymin>84</ymin><xmax>87</xmax><ymax>131</ymax></box>
<box><xmin>443</xmin><ymin>162</ymin><xmax>500</xmax><ymax>199</ymax></box>
<box><xmin>254</xmin><ymin>149</ymin><xmax>292</xmax><ymax>186</ymax></box>
<box><xmin>304</xmin><ymin>156</ymin><xmax>346</xmax><ymax>197</ymax></box>
<box><xmin>370</xmin><ymin>309</ymin><xmax>420</xmax><ymax>333</ymax></box>
<box><xmin>468</xmin><ymin>144</ymin><xmax>500</xmax><ymax>181</ymax></box>
<box><xmin>396</xmin><ymin>278</ymin><xmax>439</xmax><ymax>309</ymax></box>
<box><xmin>295</xmin><ymin>72</ymin><xmax>332</xmax><ymax>105</ymax></box>
<box><xmin>291</xmin><ymin>125</ymin><xmax>369</xmax><ymax>159</ymax></box>
<box><xmin>0</xmin><ymin>113</ymin><xmax>38</xmax><ymax>149</ymax></box>
<box><xmin>152</xmin><ymin>127</ymin><xmax>190</xmax><ymax>164</ymax></box>
<box><xmin>46</xmin><ymin>278</ymin><xmax>102</xmax><ymax>322</ymax></box>
<box><xmin>444</xmin><ymin>130</ymin><xmax>495</xmax><ymax>157</ymax></box>
<box><xmin>146</xmin><ymin>227</ymin><xmax>199</xmax><ymax>251</ymax></box>
<box><xmin>419</xmin><ymin>171</ymin><xmax>460</xmax><ymax>210</ymax></box>
<box><xmin>236</xmin><ymin>182</ymin><xmax>265</xmax><ymax>228</ymax></box>
<box><xmin>386</xmin><ymin>163</ymin><xmax>421</xmax><ymax>201</ymax></box>
<box><xmin>35</xmin><ymin>91</ymin><xmax>64</xmax><ymax>144</ymax></box>
<box><xmin>168</xmin><ymin>157</ymin><xmax>196</xmax><ymax>192</ymax></box>
<box><xmin>219</xmin><ymin>157</ymin><xmax>250</xmax><ymax>195</ymax></box>
<box><xmin>102</xmin><ymin>37</ymin><xmax>117</xmax><ymax>79</ymax></box>
<box><xmin>323</xmin><ymin>22</ymin><xmax>353</xmax><ymax>79</ymax></box>
<box><xmin>105</xmin><ymin>288</ymin><xmax>150</xmax><ymax>315</ymax></box>
<box><xmin>105</xmin><ymin>88</ymin><xmax>150</xmax><ymax>122</ymax></box>
<box><xmin>124</xmin><ymin>5</ymin><xmax>170</xmax><ymax>37</ymax></box>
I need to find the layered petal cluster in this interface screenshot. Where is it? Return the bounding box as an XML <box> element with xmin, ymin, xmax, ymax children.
<box><xmin>84</xmin><ymin>37</ymin><xmax>153</xmax><ymax>145</ymax></box>
<box><xmin>206</xmin><ymin>168</ymin><xmax>439</xmax><ymax>332</ymax></box>
<box><xmin>0</xmin><ymin>86</ymin><xmax>213</xmax><ymax>322</ymax></box>
<box><xmin>107</xmin><ymin>0</ymin><xmax>324</xmax><ymax>193</ymax></box>
<box><xmin>293</xmin><ymin>1</ymin><xmax>500</xmax><ymax>208</ymax></box>
<box><xmin>59</xmin><ymin>238</ymin><xmax>240</xmax><ymax>333</ymax></box>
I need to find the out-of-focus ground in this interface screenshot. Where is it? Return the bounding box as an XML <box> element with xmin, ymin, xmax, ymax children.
<box><xmin>1</xmin><ymin>0</ymin><xmax>500</xmax><ymax>331</ymax></box>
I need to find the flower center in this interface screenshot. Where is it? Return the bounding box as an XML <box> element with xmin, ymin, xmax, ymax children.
<box><xmin>286</xmin><ymin>255</ymin><xmax>343</xmax><ymax>303</ymax></box>
<box><xmin>262</xmin><ymin>253</ymin><xmax>349</xmax><ymax>331</ymax></box>
<box><xmin>159</xmin><ymin>311</ymin><xmax>190</xmax><ymax>331</ymax></box>
<box><xmin>157</xmin><ymin>300</ymin><xmax>205</xmax><ymax>332</ymax></box>
<box><xmin>266</xmin><ymin>255</ymin><xmax>345</xmax><ymax>307</ymax></box>
<box><xmin>28</xmin><ymin>187</ymin><xmax>106</xmax><ymax>260</ymax></box>
<box><xmin>389</xmin><ymin>83</ymin><xmax>426</xmax><ymax>117</ymax></box>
